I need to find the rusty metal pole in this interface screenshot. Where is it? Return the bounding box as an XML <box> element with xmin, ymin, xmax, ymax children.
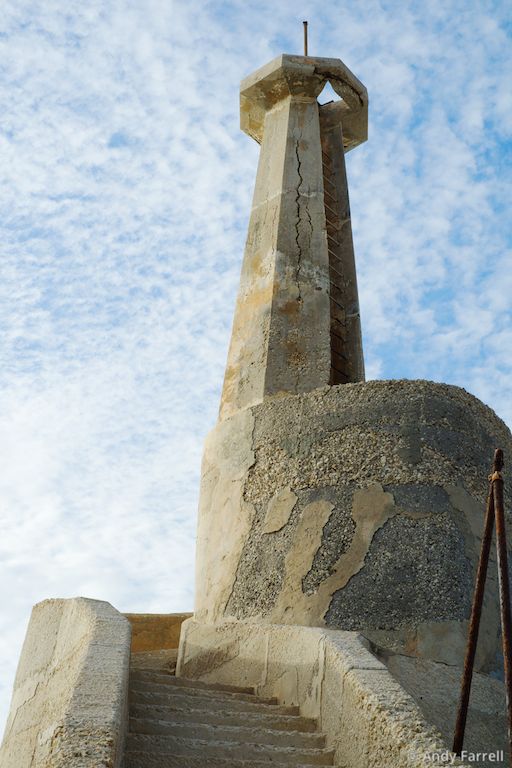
<box><xmin>452</xmin><ymin>458</ymin><xmax>496</xmax><ymax>755</ymax></box>
<box><xmin>492</xmin><ymin>449</ymin><xmax>512</xmax><ymax>762</ymax></box>
<box><xmin>303</xmin><ymin>21</ymin><xmax>308</xmax><ymax>56</ymax></box>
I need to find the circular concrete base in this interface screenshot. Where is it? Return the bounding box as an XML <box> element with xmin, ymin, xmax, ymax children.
<box><xmin>195</xmin><ymin>380</ymin><xmax>512</xmax><ymax>673</ymax></box>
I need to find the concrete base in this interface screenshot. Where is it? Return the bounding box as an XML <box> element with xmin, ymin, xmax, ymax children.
<box><xmin>195</xmin><ymin>379</ymin><xmax>512</xmax><ymax>673</ymax></box>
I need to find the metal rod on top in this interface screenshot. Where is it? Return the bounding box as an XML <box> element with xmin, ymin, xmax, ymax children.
<box><xmin>303</xmin><ymin>21</ymin><xmax>308</xmax><ymax>56</ymax></box>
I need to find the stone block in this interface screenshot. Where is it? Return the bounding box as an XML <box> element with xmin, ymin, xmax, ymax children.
<box><xmin>0</xmin><ymin>597</ymin><xmax>131</xmax><ymax>768</ymax></box>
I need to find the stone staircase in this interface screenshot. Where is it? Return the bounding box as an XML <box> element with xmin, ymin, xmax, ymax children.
<box><xmin>123</xmin><ymin>651</ymin><xmax>334</xmax><ymax>767</ymax></box>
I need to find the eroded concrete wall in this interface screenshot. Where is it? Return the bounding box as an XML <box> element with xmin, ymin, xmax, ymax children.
<box><xmin>177</xmin><ymin>618</ymin><xmax>471</xmax><ymax>768</ymax></box>
<box><xmin>0</xmin><ymin>597</ymin><xmax>130</xmax><ymax>768</ymax></box>
<box><xmin>195</xmin><ymin>379</ymin><xmax>512</xmax><ymax>673</ymax></box>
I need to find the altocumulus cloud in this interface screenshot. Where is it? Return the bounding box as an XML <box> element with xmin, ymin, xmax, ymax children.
<box><xmin>1</xmin><ymin>0</ymin><xmax>511</xmax><ymax>728</ymax></box>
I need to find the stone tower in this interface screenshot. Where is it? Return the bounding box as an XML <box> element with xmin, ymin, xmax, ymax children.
<box><xmin>220</xmin><ymin>54</ymin><xmax>366</xmax><ymax>420</ymax></box>
<box><xmin>194</xmin><ymin>53</ymin><xmax>512</xmax><ymax>674</ymax></box>
<box><xmin>3</xmin><ymin>51</ymin><xmax>512</xmax><ymax>768</ymax></box>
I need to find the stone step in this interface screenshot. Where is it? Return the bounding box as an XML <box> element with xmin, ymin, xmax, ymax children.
<box><xmin>126</xmin><ymin>734</ymin><xmax>334</xmax><ymax>765</ymax></box>
<box><xmin>130</xmin><ymin>701</ymin><xmax>317</xmax><ymax>732</ymax></box>
<box><xmin>130</xmin><ymin>669</ymin><xmax>256</xmax><ymax>695</ymax></box>
<box><xmin>124</xmin><ymin>752</ymin><xmax>326</xmax><ymax>768</ymax></box>
<box><xmin>129</xmin><ymin>716</ymin><xmax>325</xmax><ymax>749</ymax></box>
<box><xmin>130</xmin><ymin>679</ymin><xmax>277</xmax><ymax>705</ymax></box>
<box><xmin>131</xmin><ymin>666</ymin><xmax>172</xmax><ymax>675</ymax></box>
<box><xmin>130</xmin><ymin>675</ymin><xmax>277</xmax><ymax>704</ymax></box>
<box><xmin>131</xmin><ymin>650</ymin><xmax>178</xmax><ymax>672</ymax></box>
<box><xmin>130</xmin><ymin>689</ymin><xmax>299</xmax><ymax>716</ymax></box>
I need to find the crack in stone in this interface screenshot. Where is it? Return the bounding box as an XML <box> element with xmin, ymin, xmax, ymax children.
<box><xmin>305</xmin><ymin>191</ymin><xmax>313</xmax><ymax>249</ymax></box>
<box><xmin>294</xmin><ymin>136</ymin><xmax>303</xmax><ymax>306</ymax></box>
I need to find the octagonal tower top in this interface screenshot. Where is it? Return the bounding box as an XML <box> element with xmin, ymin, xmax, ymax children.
<box><xmin>240</xmin><ymin>54</ymin><xmax>368</xmax><ymax>151</ymax></box>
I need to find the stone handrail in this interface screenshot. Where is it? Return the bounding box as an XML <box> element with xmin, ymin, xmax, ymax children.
<box><xmin>177</xmin><ymin>618</ymin><xmax>471</xmax><ymax>767</ymax></box>
<box><xmin>0</xmin><ymin>597</ymin><xmax>131</xmax><ymax>768</ymax></box>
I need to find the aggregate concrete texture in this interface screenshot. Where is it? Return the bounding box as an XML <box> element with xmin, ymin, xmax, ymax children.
<box><xmin>195</xmin><ymin>379</ymin><xmax>512</xmax><ymax>673</ymax></box>
<box><xmin>0</xmin><ymin>597</ymin><xmax>131</xmax><ymax>768</ymax></box>
<box><xmin>220</xmin><ymin>55</ymin><xmax>368</xmax><ymax>420</ymax></box>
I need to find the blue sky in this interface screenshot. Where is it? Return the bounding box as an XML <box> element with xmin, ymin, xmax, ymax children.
<box><xmin>1</xmin><ymin>0</ymin><xmax>512</xmax><ymax>729</ymax></box>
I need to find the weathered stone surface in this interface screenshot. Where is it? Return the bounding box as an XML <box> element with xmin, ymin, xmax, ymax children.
<box><xmin>221</xmin><ymin>72</ymin><xmax>331</xmax><ymax>419</ymax></box>
<box><xmin>240</xmin><ymin>54</ymin><xmax>368</xmax><ymax>151</ymax></box>
<box><xmin>320</xmin><ymin>100</ymin><xmax>365</xmax><ymax>385</ymax></box>
<box><xmin>378</xmin><ymin>653</ymin><xmax>508</xmax><ymax>768</ymax></box>
<box><xmin>125</xmin><ymin>613</ymin><xmax>192</xmax><ymax>653</ymax></box>
<box><xmin>0</xmin><ymin>597</ymin><xmax>131</xmax><ymax>768</ymax></box>
<box><xmin>177</xmin><ymin>619</ymin><xmax>468</xmax><ymax>768</ymax></box>
<box><xmin>125</xmin><ymin>650</ymin><xmax>334</xmax><ymax>768</ymax></box>
<box><xmin>131</xmin><ymin>649</ymin><xmax>179</xmax><ymax>674</ymax></box>
<box><xmin>195</xmin><ymin>379</ymin><xmax>512</xmax><ymax>672</ymax></box>
<box><xmin>195</xmin><ymin>406</ymin><xmax>257</xmax><ymax>622</ymax></box>
<box><xmin>325</xmin><ymin>514</ymin><xmax>473</xmax><ymax>629</ymax></box>
<box><xmin>262</xmin><ymin>487</ymin><xmax>298</xmax><ymax>533</ymax></box>
<box><xmin>220</xmin><ymin>55</ymin><xmax>368</xmax><ymax>420</ymax></box>
<box><xmin>302</xmin><ymin>484</ymin><xmax>356</xmax><ymax>594</ymax></box>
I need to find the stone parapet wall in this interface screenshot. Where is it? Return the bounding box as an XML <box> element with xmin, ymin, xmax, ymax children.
<box><xmin>195</xmin><ymin>379</ymin><xmax>512</xmax><ymax>672</ymax></box>
<box><xmin>177</xmin><ymin>617</ymin><xmax>470</xmax><ymax>768</ymax></box>
<box><xmin>0</xmin><ymin>598</ymin><xmax>131</xmax><ymax>768</ymax></box>
<box><xmin>124</xmin><ymin>612</ymin><xmax>192</xmax><ymax>652</ymax></box>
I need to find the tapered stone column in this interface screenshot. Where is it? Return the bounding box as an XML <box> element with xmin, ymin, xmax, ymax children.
<box><xmin>220</xmin><ymin>55</ymin><xmax>368</xmax><ymax>420</ymax></box>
